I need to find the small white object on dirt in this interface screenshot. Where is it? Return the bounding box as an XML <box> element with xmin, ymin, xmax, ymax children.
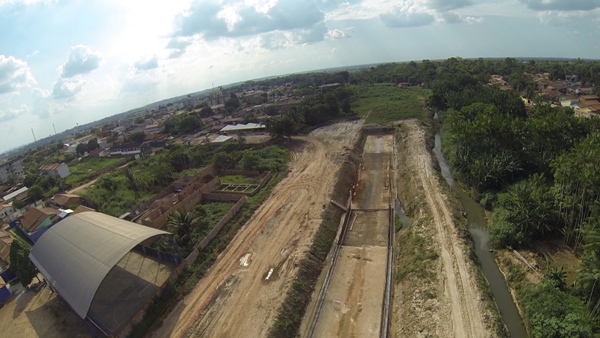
<box><xmin>265</xmin><ymin>268</ymin><xmax>274</xmax><ymax>281</ymax></box>
<box><xmin>239</xmin><ymin>253</ymin><xmax>251</xmax><ymax>267</ymax></box>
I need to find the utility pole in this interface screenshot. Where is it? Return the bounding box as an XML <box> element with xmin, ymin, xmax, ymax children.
<box><xmin>31</xmin><ymin>128</ymin><xmax>37</xmax><ymax>142</ymax></box>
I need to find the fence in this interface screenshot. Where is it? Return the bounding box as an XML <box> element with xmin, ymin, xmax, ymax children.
<box><xmin>197</xmin><ymin>196</ymin><xmax>246</xmax><ymax>250</ymax></box>
<box><xmin>129</xmin><ymin>166</ymin><xmax>218</xmax><ymax>221</ymax></box>
<box><xmin>117</xmin><ymin>195</ymin><xmax>246</xmax><ymax>337</ymax></box>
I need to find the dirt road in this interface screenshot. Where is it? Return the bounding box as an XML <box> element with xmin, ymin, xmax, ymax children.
<box><xmin>149</xmin><ymin>121</ymin><xmax>362</xmax><ymax>338</ymax></box>
<box><xmin>393</xmin><ymin>120</ymin><xmax>493</xmax><ymax>337</ymax></box>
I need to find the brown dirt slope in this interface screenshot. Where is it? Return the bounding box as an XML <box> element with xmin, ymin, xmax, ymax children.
<box><xmin>392</xmin><ymin>120</ymin><xmax>494</xmax><ymax>338</ymax></box>
<box><xmin>149</xmin><ymin>121</ymin><xmax>362</xmax><ymax>338</ymax></box>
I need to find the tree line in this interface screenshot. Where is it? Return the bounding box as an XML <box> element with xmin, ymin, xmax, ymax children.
<box><xmin>435</xmin><ymin>63</ymin><xmax>600</xmax><ymax>336</ymax></box>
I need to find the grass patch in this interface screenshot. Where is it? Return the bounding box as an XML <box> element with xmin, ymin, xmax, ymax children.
<box><xmin>395</xmin><ymin>228</ymin><xmax>438</xmax><ymax>282</ymax></box>
<box><xmin>394</xmin><ymin>214</ymin><xmax>403</xmax><ymax>232</ymax></box>
<box><xmin>219</xmin><ymin>174</ymin><xmax>260</xmax><ymax>184</ymax></box>
<box><xmin>65</xmin><ymin>157</ymin><xmax>124</xmax><ymax>187</ymax></box>
<box><xmin>350</xmin><ymin>84</ymin><xmax>430</xmax><ymax>124</ymax></box>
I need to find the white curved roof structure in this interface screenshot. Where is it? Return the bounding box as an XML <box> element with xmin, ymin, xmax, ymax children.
<box><xmin>29</xmin><ymin>211</ymin><xmax>168</xmax><ymax>318</ymax></box>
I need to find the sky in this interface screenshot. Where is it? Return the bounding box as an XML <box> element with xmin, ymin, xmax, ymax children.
<box><xmin>1</xmin><ymin>0</ymin><xmax>599</xmax><ymax>153</ymax></box>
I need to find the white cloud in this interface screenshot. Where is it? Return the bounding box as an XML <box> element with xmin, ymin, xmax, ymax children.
<box><xmin>439</xmin><ymin>11</ymin><xmax>483</xmax><ymax>24</ymax></box>
<box><xmin>171</xmin><ymin>0</ymin><xmax>325</xmax><ymax>40</ymax></box>
<box><xmin>59</xmin><ymin>45</ymin><xmax>103</xmax><ymax>78</ymax></box>
<box><xmin>380</xmin><ymin>5</ymin><xmax>436</xmax><ymax>27</ymax></box>
<box><xmin>134</xmin><ymin>56</ymin><xmax>159</xmax><ymax>72</ymax></box>
<box><xmin>327</xmin><ymin>28</ymin><xmax>352</xmax><ymax>39</ymax></box>
<box><xmin>0</xmin><ymin>104</ymin><xmax>28</xmax><ymax>122</ymax></box>
<box><xmin>166</xmin><ymin>37</ymin><xmax>195</xmax><ymax>59</ymax></box>
<box><xmin>537</xmin><ymin>8</ymin><xmax>600</xmax><ymax>25</ymax></box>
<box><xmin>0</xmin><ymin>0</ymin><xmax>56</xmax><ymax>7</ymax></box>
<box><xmin>52</xmin><ymin>77</ymin><xmax>85</xmax><ymax>99</ymax></box>
<box><xmin>520</xmin><ymin>0</ymin><xmax>600</xmax><ymax>11</ymax></box>
<box><xmin>424</xmin><ymin>0</ymin><xmax>473</xmax><ymax>12</ymax></box>
<box><xmin>0</xmin><ymin>55</ymin><xmax>36</xmax><ymax>94</ymax></box>
<box><xmin>120</xmin><ymin>74</ymin><xmax>158</xmax><ymax>93</ymax></box>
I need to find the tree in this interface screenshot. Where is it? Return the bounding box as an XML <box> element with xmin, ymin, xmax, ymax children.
<box><xmin>169</xmin><ymin>149</ymin><xmax>190</xmax><ymax>173</ymax></box>
<box><xmin>9</xmin><ymin>240</ymin><xmax>38</xmax><ymax>287</ymax></box>
<box><xmin>124</xmin><ymin>168</ymin><xmax>141</xmax><ymax>199</ymax></box>
<box><xmin>87</xmin><ymin>138</ymin><xmax>99</xmax><ymax>151</ymax></box>
<box><xmin>212</xmin><ymin>152</ymin><xmax>234</xmax><ymax>170</ymax></box>
<box><xmin>200</xmin><ymin>106</ymin><xmax>214</xmax><ymax>117</ymax></box>
<box><xmin>166</xmin><ymin>211</ymin><xmax>199</xmax><ymax>255</ymax></box>
<box><xmin>266</xmin><ymin>115</ymin><xmax>296</xmax><ymax>139</ymax></box>
<box><xmin>239</xmin><ymin>151</ymin><xmax>260</xmax><ymax>171</ymax></box>
<box><xmin>264</xmin><ymin>105</ymin><xmax>278</xmax><ymax>116</ymax></box>
<box><xmin>23</xmin><ymin>174</ymin><xmax>38</xmax><ymax>187</ymax></box>
<box><xmin>28</xmin><ymin>185</ymin><xmax>44</xmax><ymax>202</ymax></box>
<box><xmin>76</xmin><ymin>143</ymin><xmax>88</xmax><ymax>156</ymax></box>
<box><xmin>135</xmin><ymin>116</ymin><xmax>145</xmax><ymax>124</ymax></box>
<box><xmin>128</xmin><ymin>131</ymin><xmax>146</xmax><ymax>144</ymax></box>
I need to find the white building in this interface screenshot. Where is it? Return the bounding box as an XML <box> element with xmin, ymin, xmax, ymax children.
<box><xmin>0</xmin><ymin>158</ymin><xmax>24</xmax><ymax>184</ymax></box>
<box><xmin>39</xmin><ymin>163</ymin><xmax>71</xmax><ymax>179</ymax></box>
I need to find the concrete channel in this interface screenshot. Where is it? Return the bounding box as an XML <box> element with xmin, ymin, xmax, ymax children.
<box><xmin>307</xmin><ymin>134</ymin><xmax>394</xmax><ymax>338</ymax></box>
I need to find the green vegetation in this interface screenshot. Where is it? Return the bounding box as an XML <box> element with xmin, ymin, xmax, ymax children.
<box><xmin>65</xmin><ymin>157</ymin><xmax>124</xmax><ymax>187</ymax></box>
<box><xmin>430</xmin><ymin>57</ymin><xmax>600</xmax><ymax>333</ymax></box>
<box><xmin>350</xmin><ymin>84</ymin><xmax>430</xmax><ymax>123</ymax></box>
<box><xmin>395</xmin><ymin>228</ymin><xmax>438</xmax><ymax>282</ymax></box>
<box><xmin>219</xmin><ymin>175</ymin><xmax>260</xmax><ymax>184</ymax></box>
<box><xmin>9</xmin><ymin>240</ymin><xmax>38</xmax><ymax>287</ymax></box>
<box><xmin>83</xmin><ymin>143</ymin><xmax>288</xmax><ymax>217</ymax></box>
<box><xmin>163</xmin><ymin>113</ymin><xmax>203</xmax><ymax>135</ymax></box>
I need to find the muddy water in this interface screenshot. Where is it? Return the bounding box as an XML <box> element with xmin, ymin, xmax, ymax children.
<box><xmin>433</xmin><ymin>133</ymin><xmax>527</xmax><ymax>338</ymax></box>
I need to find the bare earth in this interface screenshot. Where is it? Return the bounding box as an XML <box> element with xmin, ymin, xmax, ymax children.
<box><xmin>0</xmin><ymin>283</ymin><xmax>91</xmax><ymax>338</ymax></box>
<box><xmin>393</xmin><ymin>120</ymin><xmax>493</xmax><ymax>338</ymax></box>
<box><xmin>150</xmin><ymin>121</ymin><xmax>363</xmax><ymax>338</ymax></box>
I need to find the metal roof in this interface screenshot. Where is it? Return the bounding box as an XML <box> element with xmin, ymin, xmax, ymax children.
<box><xmin>29</xmin><ymin>212</ymin><xmax>168</xmax><ymax>318</ymax></box>
<box><xmin>2</xmin><ymin>186</ymin><xmax>28</xmax><ymax>201</ymax></box>
<box><xmin>211</xmin><ymin>135</ymin><xmax>233</xmax><ymax>143</ymax></box>
<box><xmin>220</xmin><ymin>123</ymin><xmax>265</xmax><ymax>132</ymax></box>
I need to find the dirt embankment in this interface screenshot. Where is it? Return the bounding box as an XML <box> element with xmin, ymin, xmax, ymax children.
<box><xmin>149</xmin><ymin>121</ymin><xmax>362</xmax><ymax>338</ymax></box>
<box><xmin>392</xmin><ymin>120</ymin><xmax>495</xmax><ymax>338</ymax></box>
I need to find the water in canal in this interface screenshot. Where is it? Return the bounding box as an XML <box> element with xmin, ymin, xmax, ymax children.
<box><xmin>433</xmin><ymin>133</ymin><xmax>528</xmax><ymax>338</ymax></box>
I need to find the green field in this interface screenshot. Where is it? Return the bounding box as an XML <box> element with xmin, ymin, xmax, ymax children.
<box><xmin>65</xmin><ymin>157</ymin><xmax>124</xmax><ymax>187</ymax></box>
<box><xmin>219</xmin><ymin>174</ymin><xmax>261</xmax><ymax>184</ymax></box>
<box><xmin>350</xmin><ymin>84</ymin><xmax>430</xmax><ymax>124</ymax></box>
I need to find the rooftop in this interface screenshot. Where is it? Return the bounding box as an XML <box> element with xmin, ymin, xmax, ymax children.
<box><xmin>2</xmin><ymin>186</ymin><xmax>28</xmax><ymax>202</ymax></box>
<box><xmin>20</xmin><ymin>207</ymin><xmax>61</xmax><ymax>233</ymax></box>
<box><xmin>220</xmin><ymin>123</ymin><xmax>266</xmax><ymax>132</ymax></box>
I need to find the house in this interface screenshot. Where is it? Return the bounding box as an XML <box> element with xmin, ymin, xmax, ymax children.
<box><xmin>211</xmin><ymin>135</ymin><xmax>233</xmax><ymax>144</ymax></box>
<box><xmin>112</xmin><ymin>126</ymin><xmax>126</xmax><ymax>134</ymax></box>
<box><xmin>220</xmin><ymin>123</ymin><xmax>266</xmax><ymax>135</ymax></box>
<box><xmin>580</xmin><ymin>95</ymin><xmax>600</xmax><ymax>103</ymax></box>
<box><xmin>580</xmin><ymin>87</ymin><xmax>595</xmax><ymax>95</ymax></box>
<box><xmin>143</xmin><ymin>123</ymin><xmax>162</xmax><ymax>134</ymax></box>
<box><xmin>0</xmin><ymin>228</ymin><xmax>13</xmax><ymax>268</ymax></box>
<box><xmin>108</xmin><ymin>142</ymin><xmax>151</xmax><ymax>158</ymax></box>
<box><xmin>52</xmin><ymin>193</ymin><xmax>83</xmax><ymax>208</ymax></box>
<box><xmin>19</xmin><ymin>207</ymin><xmax>61</xmax><ymax>233</ymax></box>
<box><xmin>2</xmin><ymin>186</ymin><xmax>28</xmax><ymax>203</ymax></box>
<box><xmin>0</xmin><ymin>159</ymin><xmax>24</xmax><ymax>184</ymax></box>
<box><xmin>0</xmin><ymin>204</ymin><xmax>16</xmax><ymax>222</ymax></box>
<box><xmin>39</xmin><ymin>163</ymin><xmax>70</xmax><ymax>179</ymax></box>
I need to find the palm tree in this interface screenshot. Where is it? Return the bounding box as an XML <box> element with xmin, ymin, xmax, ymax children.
<box><xmin>124</xmin><ymin>167</ymin><xmax>141</xmax><ymax>198</ymax></box>
<box><xmin>166</xmin><ymin>210</ymin><xmax>199</xmax><ymax>254</ymax></box>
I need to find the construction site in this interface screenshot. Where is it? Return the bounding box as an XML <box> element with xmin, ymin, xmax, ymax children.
<box><xmin>303</xmin><ymin>134</ymin><xmax>394</xmax><ymax>337</ymax></box>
